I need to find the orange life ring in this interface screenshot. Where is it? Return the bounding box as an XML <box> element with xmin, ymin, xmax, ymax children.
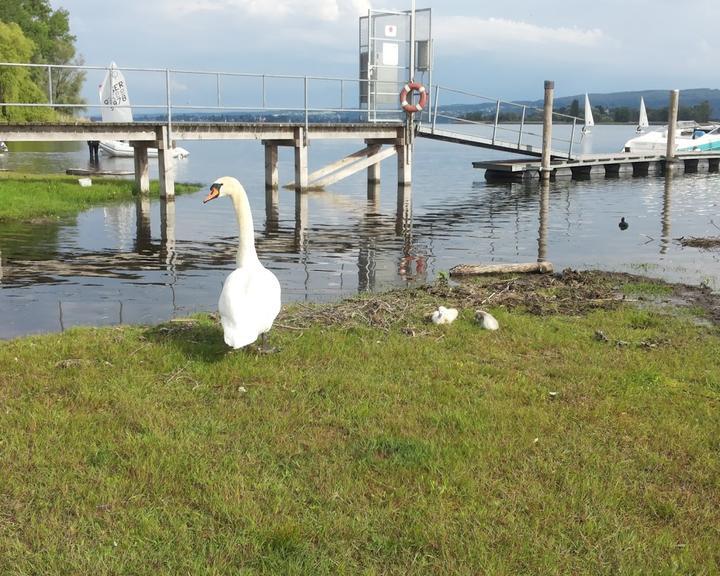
<box><xmin>400</xmin><ymin>82</ymin><xmax>428</xmax><ymax>114</ymax></box>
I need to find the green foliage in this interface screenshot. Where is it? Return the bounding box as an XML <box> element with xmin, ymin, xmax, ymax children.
<box><xmin>569</xmin><ymin>98</ymin><xmax>580</xmax><ymax>118</ymax></box>
<box><xmin>0</xmin><ymin>21</ymin><xmax>56</xmax><ymax>121</ymax></box>
<box><xmin>0</xmin><ymin>0</ymin><xmax>85</xmax><ymax>113</ymax></box>
<box><xmin>0</xmin><ymin>172</ymin><xmax>201</xmax><ymax>222</ymax></box>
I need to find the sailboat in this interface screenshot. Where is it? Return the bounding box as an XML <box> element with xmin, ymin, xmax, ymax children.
<box><xmin>582</xmin><ymin>93</ymin><xmax>594</xmax><ymax>135</ymax></box>
<box><xmin>636</xmin><ymin>97</ymin><xmax>649</xmax><ymax>133</ymax></box>
<box><xmin>98</xmin><ymin>62</ymin><xmax>189</xmax><ymax>159</ymax></box>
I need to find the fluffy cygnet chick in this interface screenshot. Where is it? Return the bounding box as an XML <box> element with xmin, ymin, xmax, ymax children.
<box><xmin>431</xmin><ymin>306</ymin><xmax>459</xmax><ymax>325</ymax></box>
<box><xmin>475</xmin><ymin>309</ymin><xmax>499</xmax><ymax>330</ymax></box>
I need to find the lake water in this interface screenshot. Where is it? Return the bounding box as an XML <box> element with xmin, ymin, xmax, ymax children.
<box><xmin>1</xmin><ymin>125</ymin><xmax>719</xmax><ymax>339</ymax></box>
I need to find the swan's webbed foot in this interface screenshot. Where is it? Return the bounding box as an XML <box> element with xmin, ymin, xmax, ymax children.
<box><xmin>255</xmin><ymin>332</ymin><xmax>279</xmax><ymax>355</ymax></box>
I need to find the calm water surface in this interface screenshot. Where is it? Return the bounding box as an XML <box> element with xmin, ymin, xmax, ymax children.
<box><xmin>1</xmin><ymin>125</ymin><xmax>719</xmax><ymax>338</ymax></box>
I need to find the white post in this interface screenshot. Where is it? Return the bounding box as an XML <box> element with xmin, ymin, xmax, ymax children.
<box><xmin>133</xmin><ymin>144</ymin><xmax>150</xmax><ymax>194</ymax></box>
<box><xmin>665</xmin><ymin>89</ymin><xmax>680</xmax><ymax>173</ymax></box>
<box><xmin>541</xmin><ymin>80</ymin><xmax>555</xmax><ymax>182</ymax></box>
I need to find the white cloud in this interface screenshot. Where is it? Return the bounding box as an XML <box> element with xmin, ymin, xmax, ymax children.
<box><xmin>166</xmin><ymin>0</ymin><xmax>370</xmax><ymax>21</ymax></box>
<box><xmin>435</xmin><ymin>16</ymin><xmax>606</xmax><ymax>53</ymax></box>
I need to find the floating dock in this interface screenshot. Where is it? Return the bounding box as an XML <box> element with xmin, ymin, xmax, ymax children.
<box><xmin>474</xmin><ymin>151</ymin><xmax>720</xmax><ymax>182</ymax></box>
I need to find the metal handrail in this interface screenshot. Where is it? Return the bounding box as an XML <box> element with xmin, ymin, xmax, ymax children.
<box><xmin>427</xmin><ymin>84</ymin><xmax>584</xmax><ymax>157</ymax></box>
<box><xmin>0</xmin><ymin>61</ymin><xmax>413</xmax><ymax>146</ymax></box>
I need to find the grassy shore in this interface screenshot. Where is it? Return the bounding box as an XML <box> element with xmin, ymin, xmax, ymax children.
<box><xmin>0</xmin><ymin>172</ymin><xmax>200</xmax><ymax>222</ymax></box>
<box><xmin>1</xmin><ymin>271</ymin><xmax>719</xmax><ymax>574</ymax></box>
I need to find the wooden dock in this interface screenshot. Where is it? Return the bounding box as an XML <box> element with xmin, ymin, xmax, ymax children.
<box><xmin>474</xmin><ymin>151</ymin><xmax>720</xmax><ymax>182</ymax></box>
<box><xmin>0</xmin><ymin>121</ymin><xmax>409</xmax><ymax>197</ymax></box>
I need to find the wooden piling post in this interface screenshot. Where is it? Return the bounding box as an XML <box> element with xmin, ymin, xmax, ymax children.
<box><xmin>665</xmin><ymin>89</ymin><xmax>680</xmax><ymax>174</ymax></box>
<box><xmin>366</xmin><ymin>140</ymin><xmax>381</xmax><ymax>184</ymax></box>
<box><xmin>264</xmin><ymin>142</ymin><xmax>279</xmax><ymax>190</ymax></box>
<box><xmin>156</xmin><ymin>127</ymin><xmax>175</xmax><ymax>198</ymax></box>
<box><xmin>132</xmin><ymin>143</ymin><xmax>150</xmax><ymax>194</ymax></box>
<box><xmin>541</xmin><ymin>80</ymin><xmax>554</xmax><ymax>181</ymax></box>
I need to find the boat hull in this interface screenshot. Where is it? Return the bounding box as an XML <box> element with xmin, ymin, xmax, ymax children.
<box><xmin>623</xmin><ymin>123</ymin><xmax>720</xmax><ymax>154</ymax></box>
<box><xmin>99</xmin><ymin>140</ymin><xmax>189</xmax><ymax>159</ymax></box>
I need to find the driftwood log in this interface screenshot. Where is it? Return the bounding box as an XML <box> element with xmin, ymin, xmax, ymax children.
<box><xmin>450</xmin><ymin>261</ymin><xmax>554</xmax><ymax>276</ymax></box>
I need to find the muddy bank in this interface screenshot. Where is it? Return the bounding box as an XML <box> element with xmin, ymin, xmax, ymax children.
<box><xmin>277</xmin><ymin>269</ymin><xmax>720</xmax><ymax>330</ymax></box>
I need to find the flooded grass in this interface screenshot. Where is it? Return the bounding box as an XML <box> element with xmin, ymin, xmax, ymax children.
<box><xmin>0</xmin><ymin>172</ymin><xmax>200</xmax><ymax>222</ymax></box>
<box><xmin>1</xmin><ymin>272</ymin><xmax>719</xmax><ymax>573</ymax></box>
<box><xmin>679</xmin><ymin>236</ymin><xmax>720</xmax><ymax>250</ymax></box>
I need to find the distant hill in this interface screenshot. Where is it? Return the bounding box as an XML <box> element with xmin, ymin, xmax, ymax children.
<box><xmin>545</xmin><ymin>89</ymin><xmax>720</xmax><ymax>116</ymax></box>
<box><xmin>438</xmin><ymin>89</ymin><xmax>720</xmax><ymax>119</ymax></box>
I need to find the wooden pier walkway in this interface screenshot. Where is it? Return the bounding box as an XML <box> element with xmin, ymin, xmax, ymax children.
<box><xmin>0</xmin><ymin>121</ymin><xmax>409</xmax><ymax>197</ymax></box>
<box><xmin>474</xmin><ymin>151</ymin><xmax>720</xmax><ymax>182</ymax></box>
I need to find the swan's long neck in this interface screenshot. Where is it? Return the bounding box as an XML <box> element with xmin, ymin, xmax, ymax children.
<box><xmin>228</xmin><ymin>186</ymin><xmax>258</xmax><ymax>267</ymax></box>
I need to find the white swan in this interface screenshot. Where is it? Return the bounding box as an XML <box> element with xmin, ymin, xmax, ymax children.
<box><xmin>203</xmin><ymin>176</ymin><xmax>281</xmax><ymax>349</ymax></box>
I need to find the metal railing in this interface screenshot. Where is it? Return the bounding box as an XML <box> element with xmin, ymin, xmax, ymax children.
<box><xmin>1</xmin><ymin>62</ymin><xmax>583</xmax><ymax>158</ymax></box>
<box><xmin>0</xmin><ymin>61</ymin><xmax>410</xmax><ymax>145</ymax></box>
<box><xmin>426</xmin><ymin>85</ymin><xmax>584</xmax><ymax>159</ymax></box>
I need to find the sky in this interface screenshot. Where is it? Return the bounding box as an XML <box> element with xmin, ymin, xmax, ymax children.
<box><xmin>50</xmin><ymin>0</ymin><xmax>720</xmax><ymax>107</ymax></box>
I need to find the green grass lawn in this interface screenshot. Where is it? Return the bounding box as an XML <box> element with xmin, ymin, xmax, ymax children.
<box><xmin>1</xmin><ymin>274</ymin><xmax>719</xmax><ymax>574</ymax></box>
<box><xmin>0</xmin><ymin>172</ymin><xmax>200</xmax><ymax>222</ymax></box>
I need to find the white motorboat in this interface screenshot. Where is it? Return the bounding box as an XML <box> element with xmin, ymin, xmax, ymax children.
<box><xmin>623</xmin><ymin>121</ymin><xmax>720</xmax><ymax>153</ymax></box>
<box><xmin>582</xmin><ymin>93</ymin><xmax>594</xmax><ymax>135</ymax></box>
<box><xmin>0</xmin><ymin>141</ymin><xmax>8</xmax><ymax>153</ymax></box>
<box><xmin>98</xmin><ymin>62</ymin><xmax>189</xmax><ymax>159</ymax></box>
<box><xmin>99</xmin><ymin>140</ymin><xmax>189</xmax><ymax>158</ymax></box>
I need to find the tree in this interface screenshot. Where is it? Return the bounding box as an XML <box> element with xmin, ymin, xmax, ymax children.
<box><xmin>569</xmin><ymin>99</ymin><xmax>580</xmax><ymax>118</ymax></box>
<box><xmin>0</xmin><ymin>0</ymin><xmax>85</xmax><ymax>113</ymax></box>
<box><xmin>0</xmin><ymin>21</ymin><xmax>55</xmax><ymax>121</ymax></box>
<box><xmin>612</xmin><ymin>107</ymin><xmax>631</xmax><ymax>123</ymax></box>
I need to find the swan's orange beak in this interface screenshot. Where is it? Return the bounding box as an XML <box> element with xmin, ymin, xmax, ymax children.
<box><xmin>203</xmin><ymin>183</ymin><xmax>221</xmax><ymax>204</ymax></box>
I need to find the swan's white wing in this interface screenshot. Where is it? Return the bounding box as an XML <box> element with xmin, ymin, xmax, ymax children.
<box><xmin>218</xmin><ymin>264</ymin><xmax>281</xmax><ymax>349</ymax></box>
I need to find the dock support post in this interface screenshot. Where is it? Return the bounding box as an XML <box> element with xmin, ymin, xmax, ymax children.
<box><xmin>132</xmin><ymin>143</ymin><xmax>150</xmax><ymax>194</ymax></box>
<box><xmin>265</xmin><ymin>142</ymin><xmax>279</xmax><ymax>190</ymax></box>
<box><xmin>158</xmin><ymin>148</ymin><xmax>175</xmax><ymax>198</ymax></box>
<box><xmin>156</xmin><ymin>127</ymin><xmax>175</xmax><ymax>198</ymax></box>
<box><xmin>366</xmin><ymin>140</ymin><xmax>381</xmax><ymax>184</ymax></box>
<box><xmin>541</xmin><ymin>80</ymin><xmax>554</xmax><ymax>182</ymax></box>
<box><xmin>665</xmin><ymin>89</ymin><xmax>681</xmax><ymax>174</ymax></box>
<box><xmin>397</xmin><ymin>126</ymin><xmax>412</xmax><ymax>186</ymax></box>
<box><xmin>294</xmin><ymin>127</ymin><xmax>308</xmax><ymax>192</ymax></box>
<box><xmin>397</xmin><ymin>146</ymin><xmax>412</xmax><ymax>185</ymax></box>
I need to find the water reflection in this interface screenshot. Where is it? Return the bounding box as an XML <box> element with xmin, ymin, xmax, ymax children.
<box><xmin>538</xmin><ymin>181</ymin><xmax>550</xmax><ymax>263</ymax></box>
<box><xmin>3</xmin><ymin>131</ymin><xmax>720</xmax><ymax>338</ymax></box>
<box><xmin>265</xmin><ymin>187</ymin><xmax>279</xmax><ymax>234</ymax></box>
<box><xmin>135</xmin><ymin>194</ymin><xmax>152</xmax><ymax>253</ymax></box>
<box><xmin>661</xmin><ymin>175</ymin><xmax>672</xmax><ymax>255</ymax></box>
<box><xmin>294</xmin><ymin>190</ymin><xmax>308</xmax><ymax>252</ymax></box>
<box><xmin>160</xmin><ymin>197</ymin><xmax>177</xmax><ymax>272</ymax></box>
<box><xmin>395</xmin><ymin>184</ymin><xmax>412</xmax><ymax>236</ymax></box>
